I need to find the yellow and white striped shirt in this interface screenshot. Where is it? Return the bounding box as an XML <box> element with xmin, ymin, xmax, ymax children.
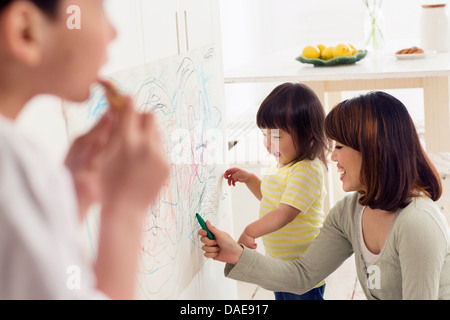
<box><xmin>260</xmin><ymin>158</ymin><xmax>326</xmax><ymax>262</ymax></box>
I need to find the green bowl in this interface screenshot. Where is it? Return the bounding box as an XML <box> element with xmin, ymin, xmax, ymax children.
<box><xmin>296</xmin><ymin>50</ymin><xmax>368</xmax><ymax>67</ymax></box>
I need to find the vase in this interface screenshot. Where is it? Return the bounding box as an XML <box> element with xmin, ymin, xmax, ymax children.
<box><xmin>364</xmin><ymin>1</ymin><xmax>385</xmax><ymax>50</ymax></box>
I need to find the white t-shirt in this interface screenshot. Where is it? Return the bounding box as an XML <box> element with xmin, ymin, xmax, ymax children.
<box><xmin>358</xmin><ymin>206</ymin><xmax>380</xmax><ymax>266</ymax></box>
<box><xmin>0</xmin><ymin>115</ymin><xmax>106</xmax><ymax>299</ymax></box>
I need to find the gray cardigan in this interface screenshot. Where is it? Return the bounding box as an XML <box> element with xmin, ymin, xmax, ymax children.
<box><xmin>225</xmin><ymin>192</ymin><xmax>450</xmax><ymax>299</ymax></box>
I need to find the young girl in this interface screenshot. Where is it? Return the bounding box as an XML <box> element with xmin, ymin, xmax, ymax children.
<box><xmin>0</xmin><ymin>0</ymin><xmax>169</xmax><ymax>299</ymax></box>
<box><xmin>224</xmin><ymin>82</ymin><xmax>330</xmax><ymax>300</ymax></box>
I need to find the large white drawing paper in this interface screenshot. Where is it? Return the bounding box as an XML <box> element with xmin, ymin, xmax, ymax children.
<box><xmin>65</xmin><ymin>45</ymin><xmax>234</xmax><ymax>299</ymax></box>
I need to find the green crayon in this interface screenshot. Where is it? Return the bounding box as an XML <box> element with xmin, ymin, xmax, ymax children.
<box><xmin>196</xmin><ymin>214</ymin><xmax>214</xmax><ymax>240</ymax></box>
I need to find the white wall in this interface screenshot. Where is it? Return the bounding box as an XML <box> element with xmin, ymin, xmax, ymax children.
<box><xmin>220</xmin><ymin>0</ymin><xmax>430</xmax><ymax>71</ymax></box>
<box><xmin>219</xmin><ymin>0</ymin><xmax>429</xmax><ymax>129</ymax></box>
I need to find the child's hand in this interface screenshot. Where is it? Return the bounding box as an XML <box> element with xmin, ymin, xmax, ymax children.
<box><xmin>224</xmin><ymin>168</ymin><xmax>250</xmax><ymax>186</ymax></box>
<box><xmin>238</xmin><ymin>231</ymin><xmax>257</xmax><ymax>250</ymax></box>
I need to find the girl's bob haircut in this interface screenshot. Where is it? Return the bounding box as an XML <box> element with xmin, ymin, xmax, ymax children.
<box><xmin>325</xmin><ymin>91</ymin><xmax>442</xmax><ymax>211</ymax></box>
<box><xmin>256</xmin><ymin>82</ymin><xmax>330</xmax><ymax>167</ymax></box>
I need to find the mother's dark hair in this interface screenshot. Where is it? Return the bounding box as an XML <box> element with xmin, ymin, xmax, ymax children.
<box><xmin>0</xmin><ymin>0</ymin><xmax>60</xmax><ymax>16</ymax></box>
<box><xmin>325</xmin><ymin>91</ymin><xmax>441</xmax><ymax>211</ymax></box>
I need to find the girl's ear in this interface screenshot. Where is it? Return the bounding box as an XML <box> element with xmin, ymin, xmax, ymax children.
<box><xmin>0</xmin><ymin>1</ymin><xmax>46</xmax><ymax>67</ymax></box>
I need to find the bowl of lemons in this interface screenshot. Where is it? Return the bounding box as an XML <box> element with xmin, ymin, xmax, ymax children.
<box><xmin>296</xmin><ymin>44</ymin><xmax>368</xmax><ymax>67</ymax></box>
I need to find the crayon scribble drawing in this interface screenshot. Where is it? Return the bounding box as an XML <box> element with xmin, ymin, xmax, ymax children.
<box><xmin>67</xmin><ymin>46</ymin><xmax>231</xmax><ymax>299</ymax></box>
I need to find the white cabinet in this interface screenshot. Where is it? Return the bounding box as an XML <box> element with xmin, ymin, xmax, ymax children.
<box><xmin>181</xmin><ymin>0</ymin><xmax>220</xmax><ymax>52</ymax></box>
<box><xmin>140</xmin><ymin>0</ymin><xmax>181</xmax><ymax>63</ymax></box>
<box><xmin>103</xmin><ymin>0</ymin><xmax>222</xmax><ymax>69</ymax></box>
<box><xmin>140</xmin><ymin>0</ymin><xmax>222</xmax><ymax>63</ymax></box>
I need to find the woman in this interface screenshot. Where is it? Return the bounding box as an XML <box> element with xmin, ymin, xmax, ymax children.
<box><xmin>200</xmin><ymin>91</ymin><xmax>450</xmax><ymax>299</ymax></box>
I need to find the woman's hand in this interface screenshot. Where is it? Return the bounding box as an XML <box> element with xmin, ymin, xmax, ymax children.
<box><xmin>199</xmin><ymin>221</ymin><xmax>244</xmax><ymax>265</ymax></box>
<box><xmin>224</xmin><ymin>168</ymin><xmax>251</xmax><ymax>186</ymax></box>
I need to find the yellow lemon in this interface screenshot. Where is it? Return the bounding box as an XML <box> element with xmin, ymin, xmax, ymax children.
<box><xmin>348</xmin><ymin>44</ymin><xmax>357</xmax><ymax>55</ymax></box>
<box><xmin>316</xmin><ymin>44</ymin><xmax>326</xmax><ymax>55</ymax></box>
<box><xmin>334</xmin><ymin>44</ymin><xmax>352</xmax><ymax>57</ymax></box>
<box><xmin>321</xmin><ymin>46</ymin><xmax>335</xmax><ymax>60</ymax></box>
<box><xmin>302</xmin><ymin>45</ymin><xmax>321</xmax><ymax>59</ymax></box>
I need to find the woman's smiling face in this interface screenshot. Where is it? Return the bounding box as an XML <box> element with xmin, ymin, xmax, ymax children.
<box><xmin>330</xmin><ymin>141</ymin><xmax>364</xmax><ymax>192</ymax></box>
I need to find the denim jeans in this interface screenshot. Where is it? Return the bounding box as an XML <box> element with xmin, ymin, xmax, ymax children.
<box><xmin>274</xmin><ymin>284</ymin><xmax>326</xmax><ymax>300</ymax></box>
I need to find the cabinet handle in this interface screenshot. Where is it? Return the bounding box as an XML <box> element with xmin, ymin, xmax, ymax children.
<box><xmin>184</xmin><ymin>10</ymin><xmax>189</xmax><ymax>52</ymax></box>
<box><xmin>175</xmin><ymin>12</ymin><xmax>181</xmax><ymax>54</ymax></box>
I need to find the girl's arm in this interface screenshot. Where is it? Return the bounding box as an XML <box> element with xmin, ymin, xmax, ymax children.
<box><xmin>239</xmin><ymin>204</ymin><xmax>299</xmax><ymax>248</ymax></box>
<box><xmin>245</xmin><ymin>173</ymin><xmax>262</xmax><ymax>201</ymax></box>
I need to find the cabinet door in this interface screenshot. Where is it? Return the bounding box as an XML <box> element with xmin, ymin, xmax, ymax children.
<box><xmin>181</xmin><ymin>0</ymin><xmax>220</xmax><ymax>51</ymax></box>
<box><xmin>140</xmin><ymin>0</ymin><xmax>182</xmax><ymax>63</ymax></box>
<box><xmin>104</xmin><ymin>0</ymin><xmax>222</xmax><ymax>65</ymax></box>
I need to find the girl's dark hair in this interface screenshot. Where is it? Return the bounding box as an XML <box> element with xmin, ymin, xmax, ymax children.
<box><xmin>0</xmin><ymin>0</ymin><xmax>60</xmax><ymax>17</ymax></box>
<box><xmin>325</xmin><ymin>91</ymin><xmax>442</xmax><ymax>211</ymax></box>
<box><xmin>256</xmin><ymin>82</ymin><xmax>330</xmax><ymax>167</ymax></box>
